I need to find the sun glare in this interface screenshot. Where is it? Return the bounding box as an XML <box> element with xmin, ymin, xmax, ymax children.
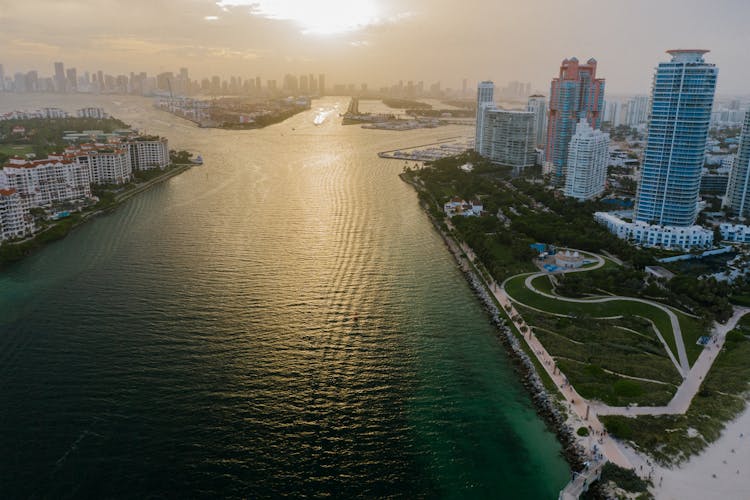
<box><xmin>217</xmin><ymin>0</ymin><xmax>380</xmax><ymax>35</ymax></box>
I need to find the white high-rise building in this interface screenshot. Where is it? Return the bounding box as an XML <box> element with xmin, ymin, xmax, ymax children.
<box><xmin>0</xmin><ymin>188</ymin><xmax>33</xmax><ymax>241</ymax></box>
<box><xmin>604</xmin><ymin>101</ymin><xmax>623</xmax><ymax>127</ymax></box>
<box><xmin>564</xmin><ymin>119</ymin><xmax>610</xmax><ymax>200</ymax></box>
<box><xmin>480</xmin><ymin>109</ymin><xmax>536</xmax><ymax>168</ymax></box>
<box><xmin>725</xmin><ymin>112</ymin><xmax>750</xmax><ymax>217</ymax></box>
<box><xmin>526</xmin><ymin>95</ymin><xmax>547</xmax><ymax>147</ymax></box>
<box><xmin>475</xmin><ymin>81</ymin><xmax>494</xmax><ymax>153</ymax></box>
<box><xmin>70</xmin><ymin>144</ymin><xmax>133</xmax><ymax>185</ymax></box>
<box><xmin>3</xmin><ymin>156</ymin><xmax>92</xmax><ymax>208</ymax></box>
<box><xmin>128</xmin><ymin>137</ymin><xmax>170</xmax><ymax>170</ymax></box>
<box><xmin>626</xmin><ymin>95</ymin><xmax>649</xmax><ymax>127</ymax></box>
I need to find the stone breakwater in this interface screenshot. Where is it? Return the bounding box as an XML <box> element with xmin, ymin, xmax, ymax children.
<box><xmin>403</xmin><ymin>179</ymin><xmax>587</xmax><ymax>473</ymax></box>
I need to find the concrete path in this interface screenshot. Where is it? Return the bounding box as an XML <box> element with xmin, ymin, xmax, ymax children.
<box><xmin>458</xmin><ymin>239</ymin><xmax>750</xmax><ymax>466</ymax></box>
<box><xmin>594</xmin><ymin>306</ymin><xmax>750</xmax><ymax>416</ymax></box>
<box><xmin>519</xmin><ymin>262</ymin><xmax>691</xmax><ymax>376</ymax></box>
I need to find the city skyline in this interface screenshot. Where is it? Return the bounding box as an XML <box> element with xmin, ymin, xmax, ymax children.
<box><xmin>1</xmin><ymin>0</ymin><xmax>750</xmax><ymax>95</ymax></box>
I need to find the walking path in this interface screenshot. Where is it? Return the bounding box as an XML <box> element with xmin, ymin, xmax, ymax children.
<box><xmin>559</xmin><ymin>458</ymin><xmax>605</xmax><ymax>500</ymax></box>
<box><xmin>452</xmin><ymin>237</ymin><xmax>750</xmax><ymax>487</ymax></box>
<box><xmin>520</xmin><ymin>261</ymin><xmax>691</xmax><ymax>376</ymax></box>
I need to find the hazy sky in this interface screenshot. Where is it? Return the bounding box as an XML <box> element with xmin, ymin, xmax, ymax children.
<box><xmin>1</xmin><ymin>0</ymin><xmax>749</xmax><ymax>95</ymax></box>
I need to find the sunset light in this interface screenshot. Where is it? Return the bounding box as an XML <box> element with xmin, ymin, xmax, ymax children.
<box><xmin>217</xmin><ymin>0</ymin><xmax>380</xmax><ymax>34</ymax></box>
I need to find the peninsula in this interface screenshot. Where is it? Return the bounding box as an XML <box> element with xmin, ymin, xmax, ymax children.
<box><xmin>401</xmin><ymin>152</ymin><xmax>750</xmax><ymax>498</ymax></box>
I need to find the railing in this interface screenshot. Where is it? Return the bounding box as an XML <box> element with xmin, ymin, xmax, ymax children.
<box><xmin>559</xmin><ymin>459</ymin><xmax>605</xmax><ymax>500</ymax></box>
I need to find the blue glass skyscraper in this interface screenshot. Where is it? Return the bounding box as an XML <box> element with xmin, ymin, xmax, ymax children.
<box><xmin>634</xmin><ymin>50</ymin><xmax>718</xmax><ymax>226</ymax></box>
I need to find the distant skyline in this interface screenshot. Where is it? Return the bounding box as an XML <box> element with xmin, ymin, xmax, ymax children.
<box><xmin>1</xmin><ymin>0</ymin><xmax>749</xmax><ymax>95</ymax></box>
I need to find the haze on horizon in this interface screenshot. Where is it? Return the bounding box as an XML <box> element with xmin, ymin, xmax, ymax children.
<box><xmin>1</xmin><ymin>0</ymin><xmax>749</xmax><ymax>95</ymax></box>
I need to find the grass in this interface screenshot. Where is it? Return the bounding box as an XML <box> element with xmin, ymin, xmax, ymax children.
<box><xmin>505</xmin><ymin>273</ymin><xmax>705</xmax><ymax>367</ymax></box>
<box><xmin>0</xmin><ymin>144</ymin><xmax>34</xmax><ymax>157</ymax></box>
<box><xmin>600</xmin><ymin>321</ymin><xmax>750</xmax><ymax>465</ymax></box>
<box><xmin>517</xmin><ymin>306</ymin><xmax>680</xmax><ymax>406</ymax></box>
<box><xmin>530</xmin><ymin>274</ymin><xmax>554</xmax><ymax>294</ymax></box>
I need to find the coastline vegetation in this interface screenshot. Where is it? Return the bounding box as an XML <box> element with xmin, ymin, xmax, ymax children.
<box><xmin>0</xmin><ymin>151</ymin><xmax>194</xmax><ymax>266</ymax></box>
<box><xmin>601</xmin><ymin>316</ymin><xmax>750</xmax><ymax>465</ymax></box>
<box><xmin>404</xmin><ymin>152</ymin><xmax>750</xmax><ymax>465</ymax></box>
<box><xmin>382</xmin><ymin>98</ymin><xmax>432</xmax><ymax>109</ymax></box>
<box><xmin>0</xmin><ymin>117</ymin><xmax>129</xmax><ymax>162</ymax></box>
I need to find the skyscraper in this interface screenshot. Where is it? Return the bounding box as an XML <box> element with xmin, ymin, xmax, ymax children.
<box><xmin>526</xmin><ymin>94</ymin><xmax>547</xmax><ymax>147</ymax></box>
<box><xmin>0</xmin><ymin>64</ymin><xmax>5</xmax><ymax>91</ymax></box>
<box><xmin>725</xmin><ymin>112</ymin><xmax>750</xmax><ymax>218</ymax></box>
<box><xmin>625</xmin><ymin>95</ymin><xmax>649</xmax><ymax>127</ymax></box>
<box><xmin>545</xmin><ymin>57</ymin><xmax>605</xmax><ymax>183</ymax></box>
<box><xmin>474</xmin><ymin>81</ymin><xmax>494</xmax><ymax>153</ymax></box>
<box><xmin>54</xmin><ymin>62</ymin><xmax>66</xmax><ymax>93</ymax></box>
<box><xmin>480</xmin><ymin>109</ymin><xmax>536</xmax><ymax>168</ymax></box>
<box><xmin>564</xmin><ymin>119</ymin><xmax>610</xmax><ymax>200</ymax></box>
<box><xmin>66</xmin><ymin>68</ymin><xmax>77</xmax><ymax>92</ymax></box>
<box><xmin>318</xmin><ymin>74</ymin><xmax>325</xmax><ymax>96</ymax></box>
<box><xmin>634</xmin><ymin>50</ymin><xmax>718</xmax><ymax>227</ymax></box>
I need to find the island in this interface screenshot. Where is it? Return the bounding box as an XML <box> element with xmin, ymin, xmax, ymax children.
<box><xmin>0</xmin><ymin>108</ymin><xmax>198</xmax><ymax>264</ymax></box>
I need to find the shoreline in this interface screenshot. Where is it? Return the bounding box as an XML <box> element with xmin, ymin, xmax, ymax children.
<box><xmin>0</xmin><ymin>163</ymin><xmax>193</xmax><ymax>266</ymax></box>
<box><xmin>400</xmin><ymin>171</ymin><xmax>750</xmax><ymax>498</ymax></box>
<box><xmin>654</xmin><ymin>404</ymin><xmax>750</xmax><ymax>499</ymax></box>
<box><xmin>400</xmin><ymin>173</ymin><xmax>586</xmax><ymax>475</ymax></box>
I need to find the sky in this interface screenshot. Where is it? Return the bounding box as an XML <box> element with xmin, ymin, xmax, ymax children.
<box><xmin>0</xmin><ymin>0</ymin><xmax>749</xmax><ymax>95</ymax></box>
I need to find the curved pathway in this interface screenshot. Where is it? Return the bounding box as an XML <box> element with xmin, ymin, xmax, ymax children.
<box><xmin>452</xmin><ymin>237</ymin><xmax>750</xmax><ymax>487</ymax></box>
<box><xmin>506</xmin><ymin>252</ymin><xmax>690</xmax><ymax>376</ymax></box>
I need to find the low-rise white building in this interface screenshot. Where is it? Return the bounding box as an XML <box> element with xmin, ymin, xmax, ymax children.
<box><xmin>444</xmin><ymin>197</ymin><xmax>483</xmax><ymax>217</ymax></box>
<box><xmin>555</xmin><ymin>250</ymin><xmax>585</xmax><ymax>269</ymax></box>
<box><xmin>594</xmin><ymin>212</ymin><xmax>713</xmax><ymax>249</ymax></box>
<box><xmin>0</xmin><ymin>188</ymin><xmax>33</xmax><ymax>241</ymax></box>
<box><xmin>76</xmin><ymin>107</ymin><xmax>109</xmax><ymax>119</ymax></box>
<box><xmin>719</xmin><ymin>223</ymin><xmax>750</xmax><ymax>243</ymax></box>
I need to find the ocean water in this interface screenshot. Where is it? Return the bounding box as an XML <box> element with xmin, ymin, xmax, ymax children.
<box><xmin>0</xmin><ymin>95</ymin><xmax>569</xmax><ymax>498</ymax></box>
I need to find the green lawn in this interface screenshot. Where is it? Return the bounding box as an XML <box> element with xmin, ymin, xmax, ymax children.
<box><xmin>0</xmin><ymin>144</ymin><xmax>34</xmax><ymax>157</ymax></box>
<box><xmin>518</xmin><ymin>306</ymin><xmax>680</xmax><ymax>406</ymax></box>
<box><xmin>601</xmin><ymin>322</ymin><xmax>750</xmax><ymax>465</ymax></box>
<box><xmin>530</xmin><ymin>274</ymin><xmax>554</xmax><ymax>294</ymax></box>
<box><xmin>505</xmin><ymin>273</ymin><xmax>705</xmax><ymax>366</ymax></box>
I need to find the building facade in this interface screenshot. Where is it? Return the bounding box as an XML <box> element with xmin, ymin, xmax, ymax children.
<box><xmin>527</xmin><ymin>94</ymin><xmax>547</xmax><ymax>147</ymax></box>
<box><xmin>725</xmin><ymin>112</ymin><xmax>750</xmax><ymax>217</ymax></box>
<box><xmin>545</xmin><ymin>57</ymin><xmax>605</xmax><ymax>183</ymax></box>
<box><xmin>128</xmin><ymin>138</ymin><xmax>170</xmax><ymax>170</ymax></box>
<box><xmin>76</xmin><ymin>107</ymin><xmax>109</xmax><ymax>119</ymax></box>
<box><xmin>625</xmin><ymin>95</ymin><xmax>649</xmax><ymax>127</ymax></box>
<box><xmin>3</xmin><ymin>156</ymin><xmax>92</xmax><ymax>208</ymax></box>
<box><xmin>72</xmin><ymin>144</ymin><xmax>133</xmax><ymax>185</ymax></box>
<box><xmin>594</xmin><ymin>212</ymin><xmax>713</xmax><ymax>249</ymax></box>
<box><xmin>634</xmin><ymin>50</ymin><xmax>718</xmax><ymax>227</ymax></box>
<box><xmin>564</xmin><ymin>119</ymin><xmax>610</xmax><ymax>200</ymax></box>
<box><xmin>0</xmin><ymin>188</ymin><xmax>33</xmax><ymax>241</ymax></box>
<box><xmin>474</xmin><ymin>81</ymin><xmax>495</xmax><ymax>153</ymax></box>
<box><xmin>480</xmin><ymin>109</ymin><xmax>536</xmax><ymax>168</ymax></box>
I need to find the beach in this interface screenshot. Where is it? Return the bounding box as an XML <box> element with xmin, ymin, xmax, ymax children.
<box><xmin>655</xmin><ymin>405</ymin><xmax>750</xmax><ymax>499</ymax></box>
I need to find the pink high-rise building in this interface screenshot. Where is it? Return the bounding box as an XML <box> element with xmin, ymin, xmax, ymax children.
<box><xmin>545</xmin><ymin>57</ymin><xmax>605</xmax><ymax>183</ymax></box>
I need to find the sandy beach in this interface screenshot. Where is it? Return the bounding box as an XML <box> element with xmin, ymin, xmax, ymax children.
<box><xmin>654</xmin><ymin>405</ymin><xmax>750</xmax><ymax>499</ymax></box>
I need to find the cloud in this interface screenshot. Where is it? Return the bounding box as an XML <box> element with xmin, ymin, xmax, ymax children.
<box><xmin>215</xmin><ymin>0</ymin><xmax>411</xmax><ymax>35</ymax></box>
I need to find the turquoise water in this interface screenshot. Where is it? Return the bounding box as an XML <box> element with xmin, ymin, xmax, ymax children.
<box><xmin>0</xmin><ymin>95</ymin><xmax>569</xmax><ymax>497</ymax></box>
